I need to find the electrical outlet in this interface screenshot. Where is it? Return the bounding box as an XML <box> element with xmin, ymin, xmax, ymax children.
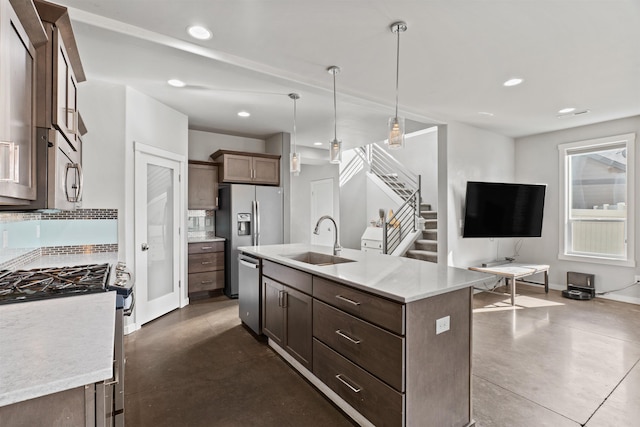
<box><xmin>36</xmin><ymin>225</ymin><xmax>40</xmax><ymax>239</ymax></box>
<box><xmin>436</xmin><ymin>315</ymin><xmax>450</xmax><ymax>335</ymax></box>
<box><xmin>2</xmin><ymin>230</ymin><xmax>7</xmax><ymax>248</ymax></box>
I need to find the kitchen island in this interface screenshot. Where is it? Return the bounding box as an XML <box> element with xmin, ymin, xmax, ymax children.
<box><xmin>239</xmin><ymin>244</ymin><xmax>491</xmax><ymax>427</ymax></box>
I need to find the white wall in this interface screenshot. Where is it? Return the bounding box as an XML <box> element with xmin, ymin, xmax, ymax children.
<box><xmin>366</xmin><ymin>176</ymin><xmax>401</xmax><ymax>226</ymax></box>
<box><xmin>290</xmin><ymin>164</ymin><xmax>340</xmax><ymax>245</ymax></box>
<box><xmin>515</xmin><ymin>116</ymin><xmax>640</xmax><ymax>303</ymax></box>
<box><xmin>339</xmin><ymin>150</ymin><xmax>368</xmax><ymax>249</ymax></box>
<box><xmin>79</xmin><ymin>81</ymin><xmax>189</xmax><ymax>331</ymax></box>
<box><xmin>188</xmin><ymin>130</ymin><xmax>265</xmax><ymax>161</ymax></box>
<box><xmin>445</xmin><ymin>121</ymin><xmax>516</xmax><ymax>268</ymax></box>
<box><xmin>79</xmin><ymin>82</ymin><xmax>126</xmax><ymax>251</ymax></box>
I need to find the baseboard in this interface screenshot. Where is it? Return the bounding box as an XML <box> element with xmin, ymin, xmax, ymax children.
<box><xmin>596</xmin><ymin>293</ymin><xmax>640</xmax><ymax>305</ymax></box>
<box><xmin>268</xmin><ymin>339</ymin><xmax>375</xmax><ymax>427</ymax></box>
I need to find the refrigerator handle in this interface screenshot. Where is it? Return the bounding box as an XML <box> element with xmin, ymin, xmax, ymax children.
<box><xmin>255</xmin><ymin>200</ymin><xmax>261</xmax><ymax>246</ymax></box>
<box><xmin>251</xmin><ymin>200</ymin><xmax>257</xmax><ymax>246</ymax></box>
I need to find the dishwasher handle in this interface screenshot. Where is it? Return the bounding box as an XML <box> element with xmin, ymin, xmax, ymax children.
<box><xmin>238</xmin><ymin>255</ymin><xmax>260</xmax><ymax>269</ymax></box>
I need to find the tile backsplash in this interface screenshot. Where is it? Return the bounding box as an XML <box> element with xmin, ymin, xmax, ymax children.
<box><xmin>188</xmin><ymin>209</ymin><xmax>216</xmax><ymax>240</ymax></box>
<box><xmin>0</xmin><ymin>209</ymin><xmax>118</xmax><ymax>269</ymax></box>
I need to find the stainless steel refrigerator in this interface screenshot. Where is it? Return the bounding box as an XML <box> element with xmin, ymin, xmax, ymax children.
<box><xmin>216</xmin><ymin>184</ymin><xmax>283</xmax><ymax>299</ymax></box>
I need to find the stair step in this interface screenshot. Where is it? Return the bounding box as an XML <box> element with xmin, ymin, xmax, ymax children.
<box><xmin>415</xmin><ymin>239</ymin><xmax>437</xmax><ymax>252</ymax></box>
<box><xmin>420</xmin><ymin>210</ymin><xmax>437</xmax><ymax>220</ymax></box>
<box><xmin>406</xmin><ymin>250</ymin><xmax>438</xmax><ymax>263</ymax></box>
<box><xmin>423</xmin><ymin>219</ymin><xmax>437</xmax><ymax>229</ymax></box>
<box><xmin>420</xmin><ymin>203</ymin><xmax>432</xmax><ymax>211</ymax></box>
<box><xmin>422</xmin><ymin>229</ymin><xmax>437</xmax><ymax>239</ymax></box>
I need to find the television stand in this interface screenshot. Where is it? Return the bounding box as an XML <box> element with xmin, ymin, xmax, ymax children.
<box><xmin>469</xmin><ymin>263</ymin><xmax>550</xmax><ymax>305</ymax></box>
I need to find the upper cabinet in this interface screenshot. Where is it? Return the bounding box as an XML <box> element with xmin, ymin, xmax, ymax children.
<box><xmin>210</xmin><ymin>150</ymin><xmax>280</xmax><ymax>186</ymax></box>
<box><xmin>0</xmin><ymin>0</ymin><xmax>47</xmax><ymax>204</ymax></box>
<box><xmin>34</xmin><ymin>0</ymin><xmax>86</xmax><ymax>150</ymax></box>
<box><xmin>188</xmin><ymin>160</ymin><xmax>219</xmax><ymax>210</ymax></box>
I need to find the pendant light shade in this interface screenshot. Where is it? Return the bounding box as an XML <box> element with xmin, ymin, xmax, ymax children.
<box><xmin>388</xmin><ymin>21</ymin><xmax>407</xmax><ymax>150</ymax></box>
<box><xmin>328</xmin><ymin>66</ymin><xmax>342</xmax><ymax>164</ymax></box>
<box><xmin>288</xmin><ymin>93</ymin><xmax>301</xmax><ymax>175</ymax></box>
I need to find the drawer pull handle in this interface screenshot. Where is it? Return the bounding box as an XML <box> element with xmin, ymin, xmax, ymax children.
<box><xmin>335</xmin><ymin>329</ymin><xmax>361</xmax><ymax>344</ymax></box>
<box><xmin>201</xmin><ymin>246</ymin><xmax>213</xmax><ymax>250</ymax></box>
<box><xmin>200</xmin><ymin>280</ymin><xmax>214</xmax><ymax>284</ymax></box>
<box><xmin>335</xmin><ymin>374</ymin><xmax>362</xmax><ymax>393</ymax></box>
<box><xmin>201</xmin><ymin>261</ymin><xmax>213</xmax><ymax>265</ymax></box>
<box><xmin>335</xmin><ymin>295</ymin><xmax>361</xmax><ymax>306</ymax></box>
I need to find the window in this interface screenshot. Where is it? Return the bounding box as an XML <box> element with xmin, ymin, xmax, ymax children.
<box><xmin>558</xmin><ymin>133</ymin><xmax>635</xmax><ymax>265</ymax></box>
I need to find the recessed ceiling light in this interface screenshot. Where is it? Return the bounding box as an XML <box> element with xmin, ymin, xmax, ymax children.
<box><xmin>478</xmin><ymin>111</ymin><xmax>494</xmax><ymax>117</ymax></box>
<box><xmin>313</xmin><ymin>142</ymin><xmax>323</xmax><ymax>146</ymax></box>
<box><xmin>503</xmin><ymin>78</ymin><xmax>524</xmax><ymax>87</ymax></box>
<box><xmin>187</xmin><ymin>25</ymin><xmax>212</xmax><ymax>40</ymax></box>
<box><xmin>558</xmin><ymin>107</ymin><xmax>575</xmax><ymax>114</ymax></box>
<box><xmin>557</xmin><ymin>109</ymin><xmax>590</xmax><ymax>119</ymax></box>
<box><xmin>237</xmin><ymin>111</ymin><xmax>250</xmax><ymax>118</ymax></box>
<box><xmin>167</xmin><ymin>79</ymin><xmax>186</xmax><ymax>88</ymax></box>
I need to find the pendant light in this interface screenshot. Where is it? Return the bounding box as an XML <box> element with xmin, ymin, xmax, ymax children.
<box><xmin>388</xmin><ymin>21</ymin><xmax>407</xmax><ymax>150</ymax></box>
<box><xmin>288</xmin><ymin>93</ymin><xmax>301</xmax><ymax>176</ymax></box>
<box><xmin>327</xmin><ymin>66</ymin><xmax>342</xmax><ymax>164</ymax></box>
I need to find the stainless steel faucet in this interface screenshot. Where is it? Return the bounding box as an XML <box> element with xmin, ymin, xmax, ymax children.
<box><xmin>313</xmin><ymin>215</ymin><xmax>342</xmax><ymax>256</ymax></box>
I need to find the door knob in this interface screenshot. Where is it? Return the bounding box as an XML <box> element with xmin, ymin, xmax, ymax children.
<box><xmin>141</xmin><ymin>243</ymin><xmax>149</xmax><ymax>251</ymax></box>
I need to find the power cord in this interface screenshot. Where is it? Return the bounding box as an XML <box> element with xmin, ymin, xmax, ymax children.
<box><xmin>474</xmin><ymin>278</ymin><xmax>505</xmax><ymax>293</ymax></box>
<box><xmin>596</xmin><ymin>279</ymin><xmax>640</xmax><ymax>295</ymax></box>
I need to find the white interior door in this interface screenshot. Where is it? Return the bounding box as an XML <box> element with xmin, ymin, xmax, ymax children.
<box><xmin>135</xmin><ymin>144</ymin><xmax>183</xmax><ymax>325</ymax></box>
<box><xmin>311</xmin><ymin>178</ymin><xmax>335</xmax><ymax>246</ymax></box>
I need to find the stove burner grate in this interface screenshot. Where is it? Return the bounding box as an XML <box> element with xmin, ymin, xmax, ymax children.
<box><xmin>0</xmin><ymin>263</ymin><xmax>111</xmax><ymax>304</ymax></box>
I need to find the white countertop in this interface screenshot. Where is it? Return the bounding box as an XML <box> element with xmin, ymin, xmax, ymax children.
<box><xmin>238</xmin><ymin>244</ymin><xmax>492</xmax><ymax>303</ymax></box>
<box><xmin>0</xmin><ymin>291</ymin><xmax>116</xmax><ymax>407</ymax></box>
<box><xmin>188</xmin><ymin>236</ymin><xmax>225</xmax><ymax>243</ymax></box>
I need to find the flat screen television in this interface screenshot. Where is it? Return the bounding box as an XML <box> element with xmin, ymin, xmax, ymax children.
<box><xmin>462</xmin><ymin>181</ymin><xmax>546</xmax><ymax>238</ymax></box>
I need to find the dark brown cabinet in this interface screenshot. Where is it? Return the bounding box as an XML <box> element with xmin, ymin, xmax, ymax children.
<box><xmin>0</xmin><ymin>0</ymin><xmax>46</xmax><ymax>204</ymax></box>
<box><xmin>262</xmin><ymin>261</ymin><xmax>312</xmax><ymax>370</ymax></box>
<box><xmin>253</xmin><ymin>254</ymin><xmax>474</xmax><ymax>427</ymax></box>
<box><xmin>210</xmin><ymin>150</ymin><xmax>280</xmax><ymax>186</ymax></box>
<box><xmin>34</xmin><ymin>0</ymin><xmax>86</xmax><ymax>150</ymax></box>
<box><xmin>188</xmin><ymin>241</ymin><xmax>224</xmax><ymax>296</ymax></box>
<box><xmin>188</xmin><ymin>161</ymin><xmax>218</xmax><ymax>210</ymax></box>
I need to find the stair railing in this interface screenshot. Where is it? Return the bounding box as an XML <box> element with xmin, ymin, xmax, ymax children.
<box><xmin>351</xmin><ymin>143</ymin><xmax>423</xmax><ymax>255</ymax></box>
<box><xmin>369</xmin><ymin>143</ymin><xmax>420</xmax><ymax>199</ymax></box>
<box><xmin>383</xmin><ymin>189</ymin><xmax>419</xmax><ymax>254</ymax></box>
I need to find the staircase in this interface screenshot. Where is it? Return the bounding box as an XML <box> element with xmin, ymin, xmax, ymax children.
<box><xmin>377</xmin><ymin>174</ymin><xmax>415</xmax><ymax>201</ymax></box>
<box><xmin>349</xmin><ymin>143</ymin><xmax>438</xmax><ymax>260</ymax></box>
<box><xmin>405</xmin><ymin>203</ymin><xmax>438</xmax><ymax>263</ymax></box>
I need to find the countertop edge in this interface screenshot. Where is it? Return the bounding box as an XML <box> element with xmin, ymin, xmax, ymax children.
<box><xmin>238</xmin><ymin>244</ymin><xmax>492</xmax><ymax>303</ymax></box>
<box><xmin>188</xmin><ymin>237</ymin><xmax>225</xmax><ymax>243</ymax></box>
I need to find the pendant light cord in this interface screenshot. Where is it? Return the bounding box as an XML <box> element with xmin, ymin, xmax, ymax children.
<box><xmin>394</xmin><ymin>26</ymin><xmax>401</xmax><ymax>119</ymax></box>
<box><xmin>333</xmin><ymin>71</ymin><xmax>338</xmax><ymax>140</ymax></box>
<box><xmin>293</xmin><ymin>97</ymin><xmax>297</xmax><ymax>151</ymax></box>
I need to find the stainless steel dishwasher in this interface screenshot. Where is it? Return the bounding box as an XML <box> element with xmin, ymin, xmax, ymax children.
<box><xmin>238</xmin><ymin>253</ymin><xmax>261</xmax><ymax>334</ymax></box>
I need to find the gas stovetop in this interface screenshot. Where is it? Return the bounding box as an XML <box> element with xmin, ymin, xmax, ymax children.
<box><xmin>0</xmin><ymin>263</ymin><xmax>111</xmax><ymax>305</ymax></box>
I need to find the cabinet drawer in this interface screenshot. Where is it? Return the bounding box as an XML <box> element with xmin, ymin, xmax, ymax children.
<box><xmin>188</xmin><ymin>241</ymin><xmax>224</xmax><ymax>254</ymax></box>
<box><xmin>313</xmin><ymin>339</ymin><xmax>404</xmax><ymax>427</ymax></box>
<box><xmin>361</xmin><ymin>239</ymin><xmax>382</xmax><ymax>249</ymax></box>
<box><xmin>188</xmin><ymin>271</ymin><xmax>224</xmax><ymax>293</ymax></box>
<box><xmin>313</xmin><ymin>300</ymin><xmax>404</xmax><ymax>392</ymax></box>
<box><xmin>313</xmin><ymin>277</ymin><xmax>404</xmax><ymax>335</ymax></box>
<box><xmin>263</xmin><ymin>260</ymin><xmax>312</xmax><ymax>294</ymax></box>
<box><xmin>188</xmin><ymin>252</ymin><xmax>224</xmax><ymax>273</ymax></box>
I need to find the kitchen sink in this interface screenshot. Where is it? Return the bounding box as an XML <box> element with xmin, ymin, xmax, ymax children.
<box><xmin>281</xmin><ymin>251</ymin><xmax>356</xmax><ymax>266</ymax></box>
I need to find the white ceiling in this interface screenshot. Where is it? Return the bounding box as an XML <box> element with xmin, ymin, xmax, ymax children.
<box><xmin>55</xmin><ymin>0</ymin><xmax>640</xmax><ymax>150</ymax></box>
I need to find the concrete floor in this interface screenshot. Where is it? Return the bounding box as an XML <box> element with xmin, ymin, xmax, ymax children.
<box><xmin>124</xmin><ymin>284</ymin><xmax>640</xmax><ymax>426</ymax></box>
